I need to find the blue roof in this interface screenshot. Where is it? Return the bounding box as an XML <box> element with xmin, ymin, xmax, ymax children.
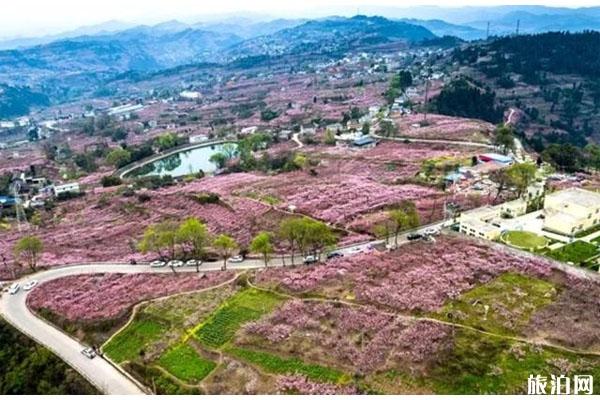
<box><xmin>0</xmin><ymin>196</ymin><xmax>18</xmax><ymax>206</ymax></box>
<box><xmin>353</xmin><ymin>136</ymin><xmax>376</xmax><ymax>146</ymax></box>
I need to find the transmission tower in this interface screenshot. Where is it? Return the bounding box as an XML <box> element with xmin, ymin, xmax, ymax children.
<box><xmin>11</xmin><ymin>184</ymin><xmax>27</xmax><ymax>232</ymax></box>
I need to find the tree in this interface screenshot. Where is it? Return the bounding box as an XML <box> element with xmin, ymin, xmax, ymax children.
<box><xmin>279</xmin><ymin>218</ymin><xmax>302</xmax><ymax>266</ymax></box>
<box><xmin>302</xmin><ymin>219</ymin><xmax>336</xmax><ymax>260</ymax></box>
<box><xmin>542</xmin><ymin>143</ymin><xmax>583</xmax><ymax>172</ymax></box>
<box><xmin>361</xmin><ymin>122</ymin><xmax>371</xmax><ymax>136</ymax></box>
<box><xmin>209</xmin><ymin>153</ymin><xmax>228</xmax><ymax>169</ymax></box>
<box><xmin>585</xmin><ymin>144</ymin><xmax>600</xmax><ymax>172</ymax></box>
<box><xmin>489</xmin><ymin>169</ymin><xmax>511</xmax><ymax>203</ymax></box>
<box><xmin>388</xmin><ymin>201</ymin><xmax>420</xmax><ymax>246</ymax></box>
<box><xmin>507</xmin><ymin>163</ymin><xmax>537</xmax><ymax>198</ymax></box>
<box><xmin>176</xmin><ymin>218</ymin><xmax>209</xmax><ymax>262</ymax></box>
<box><xmin>213</xmin><ymin>234</ymin><xmax>237</xmax><ymax>271</ymax></box>
<box><xmin>14</xmin><ymin>236</ymin><xmax>43</xmax><ymax>272</ymax></box>
<box><xmin>105</xmin><ymin>148</ymin><xmax>131</xmax><ymax>168</ymax></box>
<box><xmin>138</xmin><ymin>221</ymin><xmax>179</xmax><ymax>261</ymax></box>
<box><xmin>377</xmin><ymin>119</ymin><xmax>396</xmax><ymax>137</ymax></box>
<box><xmin>154</xmin><ymin>133</ymin><xmax>178</xmax><ymax>151</ymax></box>
<box><xmin>250</xmin><ymin>232</ymin><xmax>274</xmax><ymax>268</ymax></box>
<box><xmin>323</xmin><ymin>129</ymin><xmax>336</xmax><ymax>145</ymax></box>
<box><xmin>493</xmin><ymin>124</ymin><xmax>515</xmax><ymax>155</ymax></box>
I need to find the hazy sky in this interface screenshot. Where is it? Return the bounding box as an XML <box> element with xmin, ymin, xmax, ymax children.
<box><xmin>1</xmin><ymin>0</ymin><xmax>599</xmax><ymax>38</ymax></box>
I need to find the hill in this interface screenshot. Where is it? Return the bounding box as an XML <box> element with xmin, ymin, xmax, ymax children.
<box><xmin>0</xmin><ymin>84</ymin><xmax>49</xmax><ymax>118</ymax></box>
<box><xmin>451</xmin><ymin>31</ymin><xmax>600</xmax><ymax>163</ymax></box>
<box><xmin>0</xmin><ymin>28</ymin><xmax>242</xmax><ymax>92</ymax></box>
<box><xmin>227</xmin><ymin>16</ymin><xmax>436</xmax><ymax>58</ymax></box>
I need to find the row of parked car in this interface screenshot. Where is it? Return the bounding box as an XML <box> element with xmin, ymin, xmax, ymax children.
<box><xmin>7</xmin><ymin>280</ymin><xmax>38</xmax><ymax>295</ymax></box>
<box><xmin>149</xmin><ymin>255</ymin><xmax>246</xmax><ymax>269</ymax></box>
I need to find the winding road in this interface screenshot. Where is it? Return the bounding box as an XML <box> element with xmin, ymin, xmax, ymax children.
<box><xmin>2</xmin><ymin>216</ymin><xmax>596</xmax><ymax>394</ymax></box>
<box><xmin>0</xmin><ymin>229</ymin><xmax>419</xmax><ymax>394</ymax></box>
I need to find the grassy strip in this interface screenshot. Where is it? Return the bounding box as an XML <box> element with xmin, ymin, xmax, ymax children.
<box><xmin>103</xmin><ymin>318</ymin><xmax>167</xmax><ymax>363</ymax></box>
<box><xmin>193</xmin><ymin>288</ymin><xmax>283</xmax><ymax>348</ymax></box>
<box><xmin>548</xmin><ymin>241</ymin><xmax>599</xmax><ymax>265</ymax></box>
<box><xmin>226</xmin><ymin>346</ymin><xmax>350</xmax><ymax>385</ymax></box>
<box><xmin>502</xmin><ymin>231</ymin><xmax>548</xmax><ymax>249</ymax></box>
<box><xmin>438</xmin><ymin>273</ymin><xmax>556</xmax><ymax>336</ymax></box>
<box><xmin>430</xmin><ymin>329</ymin><xmax>600</xmax><ymax>394</ymax></box>
<box><xmin>126</xmin><ymin>362</ymin><xmax>202</xmax><ymax>395</ymax></box>
<box><xmin>157</xmin><ymin>344</ymin><xmax>216</xmax><ymax>383</ymax></box>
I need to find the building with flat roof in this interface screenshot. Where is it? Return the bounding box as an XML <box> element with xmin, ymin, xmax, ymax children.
<box><xmin>543</xmin><ymin>188</ymin><xmax>600</xmax><ymax>236</ymax></box>
<box><xmin>459</xmin><ymin>198</ymin><xmax>528</xmax><ymax>240</ymax></box>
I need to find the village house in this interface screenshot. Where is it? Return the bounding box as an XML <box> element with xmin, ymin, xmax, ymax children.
<box><xmin>53</xmin><ymin>182</ymin><xmax>81</xmax><ymax>197</ymax></box>
<box><xmin>543</xmin><ymin>188</ymin><xmax>600</xmax><ymax>236</ymax></box>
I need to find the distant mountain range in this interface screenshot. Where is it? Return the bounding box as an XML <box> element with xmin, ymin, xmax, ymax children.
<box><xmin>0</xmin><ymin>15</ymin><xmax>437</xmax><ymax>111</ymax></box>
<box><xmin>0</xmin><ymin>16</ymin><xmax>435</xmax><ymax>88</ymax></box>
<box><xmin>226</xmin><ymin>16</ymin><xmax>436</xmax><ymax>58</ymax></box>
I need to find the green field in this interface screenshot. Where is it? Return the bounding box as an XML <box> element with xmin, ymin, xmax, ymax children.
<box><xmin>502</xmin><ymin>231</ymin><xmax>549</xmax><ymax>249</ymax></box>
<box><xmin>157</xmin><ymin>344</ymin><xmax>216</xmax><ymax>383</ymax></box>
<box><xmin>103</xmin><ymin>318</ymin><xmax>167</xmax><ymax>363</ymax></box>
<box><xmin>548</xmin><ymin>241</ymin><xmax>599</xmax><ymax>265</ymax></box>
<box><xmin>430</xmin><ymin>329</ymin><xmax>600</xmax><ymax>394</ymax></box>
<box><xmin>193</xmin><ymin>288</ymin><xmax>284</xmax><ymax>348</ymax></box>
<box><xmin>226</xmin><ymin>346</ymin><xmax>349</xmax><ymax>384</ymax></box>
<box><xmin>439</xmin><ymin>273</ymin><xmax>556</xmax><ymax>335</ymax></box>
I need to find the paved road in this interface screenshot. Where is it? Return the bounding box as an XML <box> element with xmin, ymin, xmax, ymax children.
<box><xmin>373</xmin><ymin>133</ymin><xmax>497</xmax><ymax>149</ymax></box>
<box><xmin>0</xmin><ymin>222</ymin><xmax>445</xmax><ymax>395</ymax></box>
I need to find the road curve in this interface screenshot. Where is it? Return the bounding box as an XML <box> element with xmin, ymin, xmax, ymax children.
<box><xmin>0</xmin><ymin>259</ymin><xmax>293</xmax><ymax>395</ymax></box>
<box><xmin>17</xmin><ymin>218</ymin><xmax>595</xmax><ymax>395</ymax></box>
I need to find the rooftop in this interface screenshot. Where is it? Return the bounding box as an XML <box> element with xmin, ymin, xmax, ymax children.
<box><xmin>546</xmin><ymin>188</ymin><xmax>600</xmax><ymax>209</ymax></box>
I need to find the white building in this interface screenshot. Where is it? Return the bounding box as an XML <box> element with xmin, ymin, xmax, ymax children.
<box><xmin>53</xmin><ymin>183</ymin><xmax>80</xmax><ymax>197</ymax></box>
<box><xmin>180</xmin><ymin>91</ymin><xmax>202</xmax><ymax>100</ymax></box>
<box><xmin>543</xmin><ymin>188</ymin><xmax>600</xmax><ymax>236</ymax></box>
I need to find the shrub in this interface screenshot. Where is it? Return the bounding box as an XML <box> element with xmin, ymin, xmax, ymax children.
<box><xmin>101</xmin><ymin>175</ymin><xmax>123</xmax><ymax>187</ymax></box>
<box><xmin>193</xmin><ymin>192</ymin><xmax>220</xmax><ymax>205</ymax></box>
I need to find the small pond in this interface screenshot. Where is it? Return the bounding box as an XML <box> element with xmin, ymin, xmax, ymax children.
<box><xmin>124</xmin><ymin>143</ymin><xmax>236</xmax><ymax>179</ymax></box>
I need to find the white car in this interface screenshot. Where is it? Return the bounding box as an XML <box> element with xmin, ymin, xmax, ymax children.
<box><xmin>303</xmin><ymin>255</ymin><xmax>318</xmax><ymax>264</ymax></box>
<box><xmin>150</xmin><ymin>260</ymin><xmax>166</xmax><ymax>268</ymax></box>
<box><xmin>81</xmin><ymin>347</ymin><xmax>96</xmax><ymax>359</ymax></box>
<box><xmin>8</xmin><ymin>283</ymin><xmax>20</xmax><ymax>295</ymax></box>
<box><xmin>228</xmin><ymin>255</ymin><xmax>244</xmax><ymax>263</ymax></box>
<box><xmin>23</xmin><ymin>280</ymin><xmax>38</xmax><ymax>291</ymax></box>
<box><xmin>348</xmin><ymin>247</ymin><xmax>364</xmax><ymax>255</ymax></box>
<box><xmin>186</xmin><ymin>259</ymin><xmax>201</xmax><ymax>267</ymax></box>
<box><xmin>167</xmin><ymin>260</ymin><xmax>184</xmax><ymax>268</ymax></box>
<box><xmin>422</xmin><ymin>227</ymin><xmax>441</xmax><ymax>236</ymax></box>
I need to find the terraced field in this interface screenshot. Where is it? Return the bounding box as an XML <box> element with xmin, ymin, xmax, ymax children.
<box><xmin>87</xmin><ymin>237</ymin><xmax>600</xmax><ymax>393</ymax></box>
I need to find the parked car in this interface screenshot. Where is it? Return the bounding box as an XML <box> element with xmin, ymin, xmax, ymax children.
<box><xmin>167</xmin><ymin>260</ymin><xmax>184</xmax><ymax>268</ymax></box>
<box><xmin>228</xmin><ymin>255</ymin><xmax>244</xmax><ymax>263</ymax></box>
<box><xmin>23</xmin><ymin>280</ymin><xmax>38</xmax><ymax>291</ymax></box>
<box><xmin>81</xmin><ymin>347</ymin><xmax>96</xmax><ymax>359</ymax></box>
<box><xmin>150</xmin><ymin>260</ymin><xmax>166</xmax><ymax>268</ymax></box>
<box><xmin>326</xmin><ymin>251</ymin><xmax>343</xmax><ymax>260</ymax></box>
<box><xmin>8</xmin><ymin>283</ymin><xmax>20</xmax><ymax>295</ymax></box>
<box><xmin>407</xmin><ymin>233</ymin><xmax>424</xmax><ymax>241</ymax></box>
<box><xmin>186</xmin><ymin>259</ymin><xmax>201</xmax><ymax>267</ymax></box>
<box><xmin>303</xmin><ymin>255</ymin><xmax>318</xmax><ymax>264</ymax></box>
<box><xmin>348</xmin><ymin>247</ymin><xmax>364</xmax><ymax>255</ymax></box>
<box><xmin>422</xmin><ymin>227</ymin><xmax>440</xmax><ymax>236</ymax></box>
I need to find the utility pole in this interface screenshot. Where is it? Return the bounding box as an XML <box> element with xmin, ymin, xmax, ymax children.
<box><xmin>486</xmin><ymin>21</ymin><xmax>490</xmax><ymax>40</ymax></box>
<box><xmin>516</xmin><ymin>19</ymin><xmax>520</xmax><ymax>36</ymax></box>
<box><xmin>423</xmin><ymin>78</ymin><xmax>431</xmax><ymax>124</ymax></box>
<box><xmin>12</xmin><ymin>184</ymin><xmax>27</xmax><ymax>233</ymax></box>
